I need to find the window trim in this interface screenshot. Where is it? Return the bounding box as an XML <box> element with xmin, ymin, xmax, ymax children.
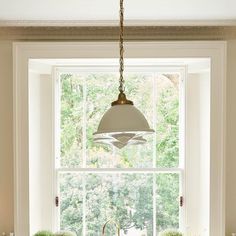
<box><xmin>13</xmin><ymin>41</ymin><xmax>226</xmax><ymax>236</ymax></box>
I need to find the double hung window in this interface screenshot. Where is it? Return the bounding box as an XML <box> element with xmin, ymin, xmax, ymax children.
<box><xmin>55</xmin><ymin>65</ymin><xmax>185</xmax><ymax>236</ymax></box>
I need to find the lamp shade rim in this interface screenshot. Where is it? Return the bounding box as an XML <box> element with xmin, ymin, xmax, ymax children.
<box><xmin>93</xmin><ymin>129</ymin><xmax>155</xmax><ymax>136</ymax></box>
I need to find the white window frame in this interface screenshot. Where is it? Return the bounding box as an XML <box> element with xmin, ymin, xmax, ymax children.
<box><xmin>13</xmin><ymin>41</ymin><xmax>226</xmax><ymax>236</ymax></box>
<box><xmin>54</xmin><ymin>65</ymin><xmax>186</xmax><ymax>235</ymax></box>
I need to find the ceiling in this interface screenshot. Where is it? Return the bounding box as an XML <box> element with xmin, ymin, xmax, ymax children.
<box><xmin>0</xmin><ymin>0</ymin><xmax>236</xmax><ymax>26</ymax></box>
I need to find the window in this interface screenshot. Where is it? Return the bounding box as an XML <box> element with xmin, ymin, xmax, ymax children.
<box><xmin>55</xmin><ymin>67</ymin><xmax>185</xmax><ymax>235</ymax></box>
<box><xmin>14</xmin><ymin>42</ymin><xmax>225</xmax><ymax>236</ymax></box>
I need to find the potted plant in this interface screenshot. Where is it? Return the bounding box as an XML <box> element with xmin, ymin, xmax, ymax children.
<box><xmin>159</xmin><ymin>229</ymin><xmax>183</xmax><ymax>236</ymax></box>
<box><xmin>34</xmin><ymin>231</ymin><xmax>53</xmax><ymax>236</ymax></box>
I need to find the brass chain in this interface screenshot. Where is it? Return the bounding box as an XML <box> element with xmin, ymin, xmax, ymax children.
<box><xmin>119</xmin><ymin>0</ymin><xmax>125</xmax><ymax>93</ymax></box>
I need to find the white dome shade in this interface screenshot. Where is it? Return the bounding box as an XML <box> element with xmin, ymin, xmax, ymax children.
<box><xmin>94</xmin><ymin>104</ymin><xmax>154</xmax><ymax>135</ymax></box>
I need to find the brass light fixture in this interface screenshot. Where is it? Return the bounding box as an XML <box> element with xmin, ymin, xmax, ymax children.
<box><xmin>93</xmin><ymin>0</ymin><xmax>154</xmax><ymax>149</ymax></box>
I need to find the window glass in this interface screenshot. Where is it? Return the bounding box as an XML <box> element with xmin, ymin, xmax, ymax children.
<box><xmin>86</xmin><ymin>73</ymin><xmax>117</xmax><ymax>167</ymax></box>
<box><xmin>156</xmin><ymin>74</ymin><xmax>180</xmax><ymax>168</ymax></box>
<box><xmin>86</xmin><ymin>73</ymin><xmax>154</xmax><ymax>168</ymax></box>
<box><xmin>156</xmin><ymin>173</ymin><xmax>180</xmax><ymax>233</ymax></box>
<box><xmin>86</xmin><ymin>173</ymin><xmax>153</xmax><ymax>236</ymax></box>
<box><xmin>60</xmin><ymin>173</ymin><xmax>83</xmax><ymax>235</ymax></box>
<box><xmin>60</xmin><ymin>74</ymin><xmax>84</xmax><ymax>168</ymax></box>
<box><xmin>58</xmin><ymin>70</ymin><xmax>182</xmax><ymax>236</ymax></box>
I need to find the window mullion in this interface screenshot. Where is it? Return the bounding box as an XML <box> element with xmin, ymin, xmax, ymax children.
<box><xmin>153</xmin><ymin>73</ymin><xmax>157</xmax><ymax>169</ymax></box>
<box><xmin>57</xmin><ymin>167</ymin><xmax>182</xmax><ymax>173</ymax></box>
<box><xmin>82</xmin><ymin>75</ymin><xmax>87</xmax><ymax>168</ymax></box>
<box><xmin>82</xmin><ymin>174</ymin><xmax>86</xmax><ymax>236</ymax></box>
<box><xmin>54</xmin><ymin>69</ymin><xmax>61</xmax><ymax>231</ymax></box>
<box><xmin>82</xmin><ymin>75</ymin><xmax>87</xmax><ymax>236</ymax></box>
<box><xmin>179</xmin><ymin>68</ymin><xmax>186</xmax><ymax>231</ymax></box>
<box><xmin>55</xmin><ymin>69</ymin><xmax>61</xmax><ymax>169</ymax></box>
<box><xmin>153</xmin><ymin>73</ymin><xmax>158</xmax><ymax>236</ymax></box>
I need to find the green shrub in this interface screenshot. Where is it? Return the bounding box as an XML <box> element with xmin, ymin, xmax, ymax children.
<box><xmin>34</xmin><ymin>231</ymin><xmax>53</xmax><ymax>236</ymax></box>
<box><xmin>54</xmin><ymin>232</ymin><xmax>76</xmax><ymax>236</ymax></box>
<box><xmin>159</xmin><ymin>229</ymin><xmax>183</xmax><ymax>236</ymax></box>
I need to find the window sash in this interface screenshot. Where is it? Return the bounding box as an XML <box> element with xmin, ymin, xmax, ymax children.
<box><xmin>56</xmin><ymin>167</ymin><xmax>183</xmax><ymax>173</ymax></box>
<box><xmin>55</xmin><ymin>66</ymin><xmax>185</xmax><ymax>170</ymax></box>
<box><xmin>55</xmin><ymin>65</ymin><xmax>186</xmax><ymax>235</ymax></box>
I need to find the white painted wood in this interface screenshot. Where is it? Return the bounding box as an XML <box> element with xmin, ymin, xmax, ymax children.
<box><xmin>28</xmin><ymin>71</ymin><xmax>42</xmax><ymax>234</ymax></box>
<box><xmin>52</xmin><ymin>67</ymin><xmax>61</xmax><ymax>232</ymax></box>
<box><xmin>199</xmin><ymin>72</ymin><xmax>211</xmax><ymax>235</ymax></box>
<box><xmin>185</xmin><ymin>72</ymin><xmax>211</xmax><ymax>235</ymax></box>
<box><xmin>56</xmin><ymin>167</ymin><xmax>183</xmax><ymax>173</ymax></box>
<box><xmin>179</xmin><ymin>67</ymin><xmax>187</xmax><ymax>233</ymax></box>
<box><xmin>13</xmin><ymin>41</ymin><xmax>226</xmax><ymax>236</ymax></box>
<box><xmin>28</xmin><ymin>72</ymin><xmax>55</xmax><ymax>235</ymax></box>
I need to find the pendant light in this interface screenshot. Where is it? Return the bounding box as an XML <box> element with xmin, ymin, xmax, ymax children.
<box><xmin>93</xmin><ymin>0</ymin><xmax>154</xmax><ymax>149</ymax></box>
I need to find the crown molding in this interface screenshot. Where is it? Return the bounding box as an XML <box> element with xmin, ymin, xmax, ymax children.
<box><xmin>1</xmin><ymin>20</ymin><xmax>236</xmax><ymax>27</ymax></box>
<box><xmin>1</xmin><ymin>26</ymin><xmax>236</xmax><ymax>40</ymax></box>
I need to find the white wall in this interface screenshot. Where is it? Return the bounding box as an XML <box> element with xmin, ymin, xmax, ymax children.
<box><xmin>29</xmin><ymin>71</ymin><xmax>55</xmax><ymax>235</ymax></box>
<box><xmin>185</xmin><ymin>72</ymin><xmax>210</xmax><ymax>235</ymax></box>
<box><xmin>199</xmin><ymin>72</ymin><xmax>210</xmax><ymax>235</ymax></box>
<box><xmin>29</xmin><ymin>71</ymin><xmax>42</xmax><ymax>233</ymax></box>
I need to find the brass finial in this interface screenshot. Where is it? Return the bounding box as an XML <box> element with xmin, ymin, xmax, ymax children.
<box><xmin>111</xmin><ymin>92</ymin><xmax>134</xmax><ymax>106</ymax></box>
